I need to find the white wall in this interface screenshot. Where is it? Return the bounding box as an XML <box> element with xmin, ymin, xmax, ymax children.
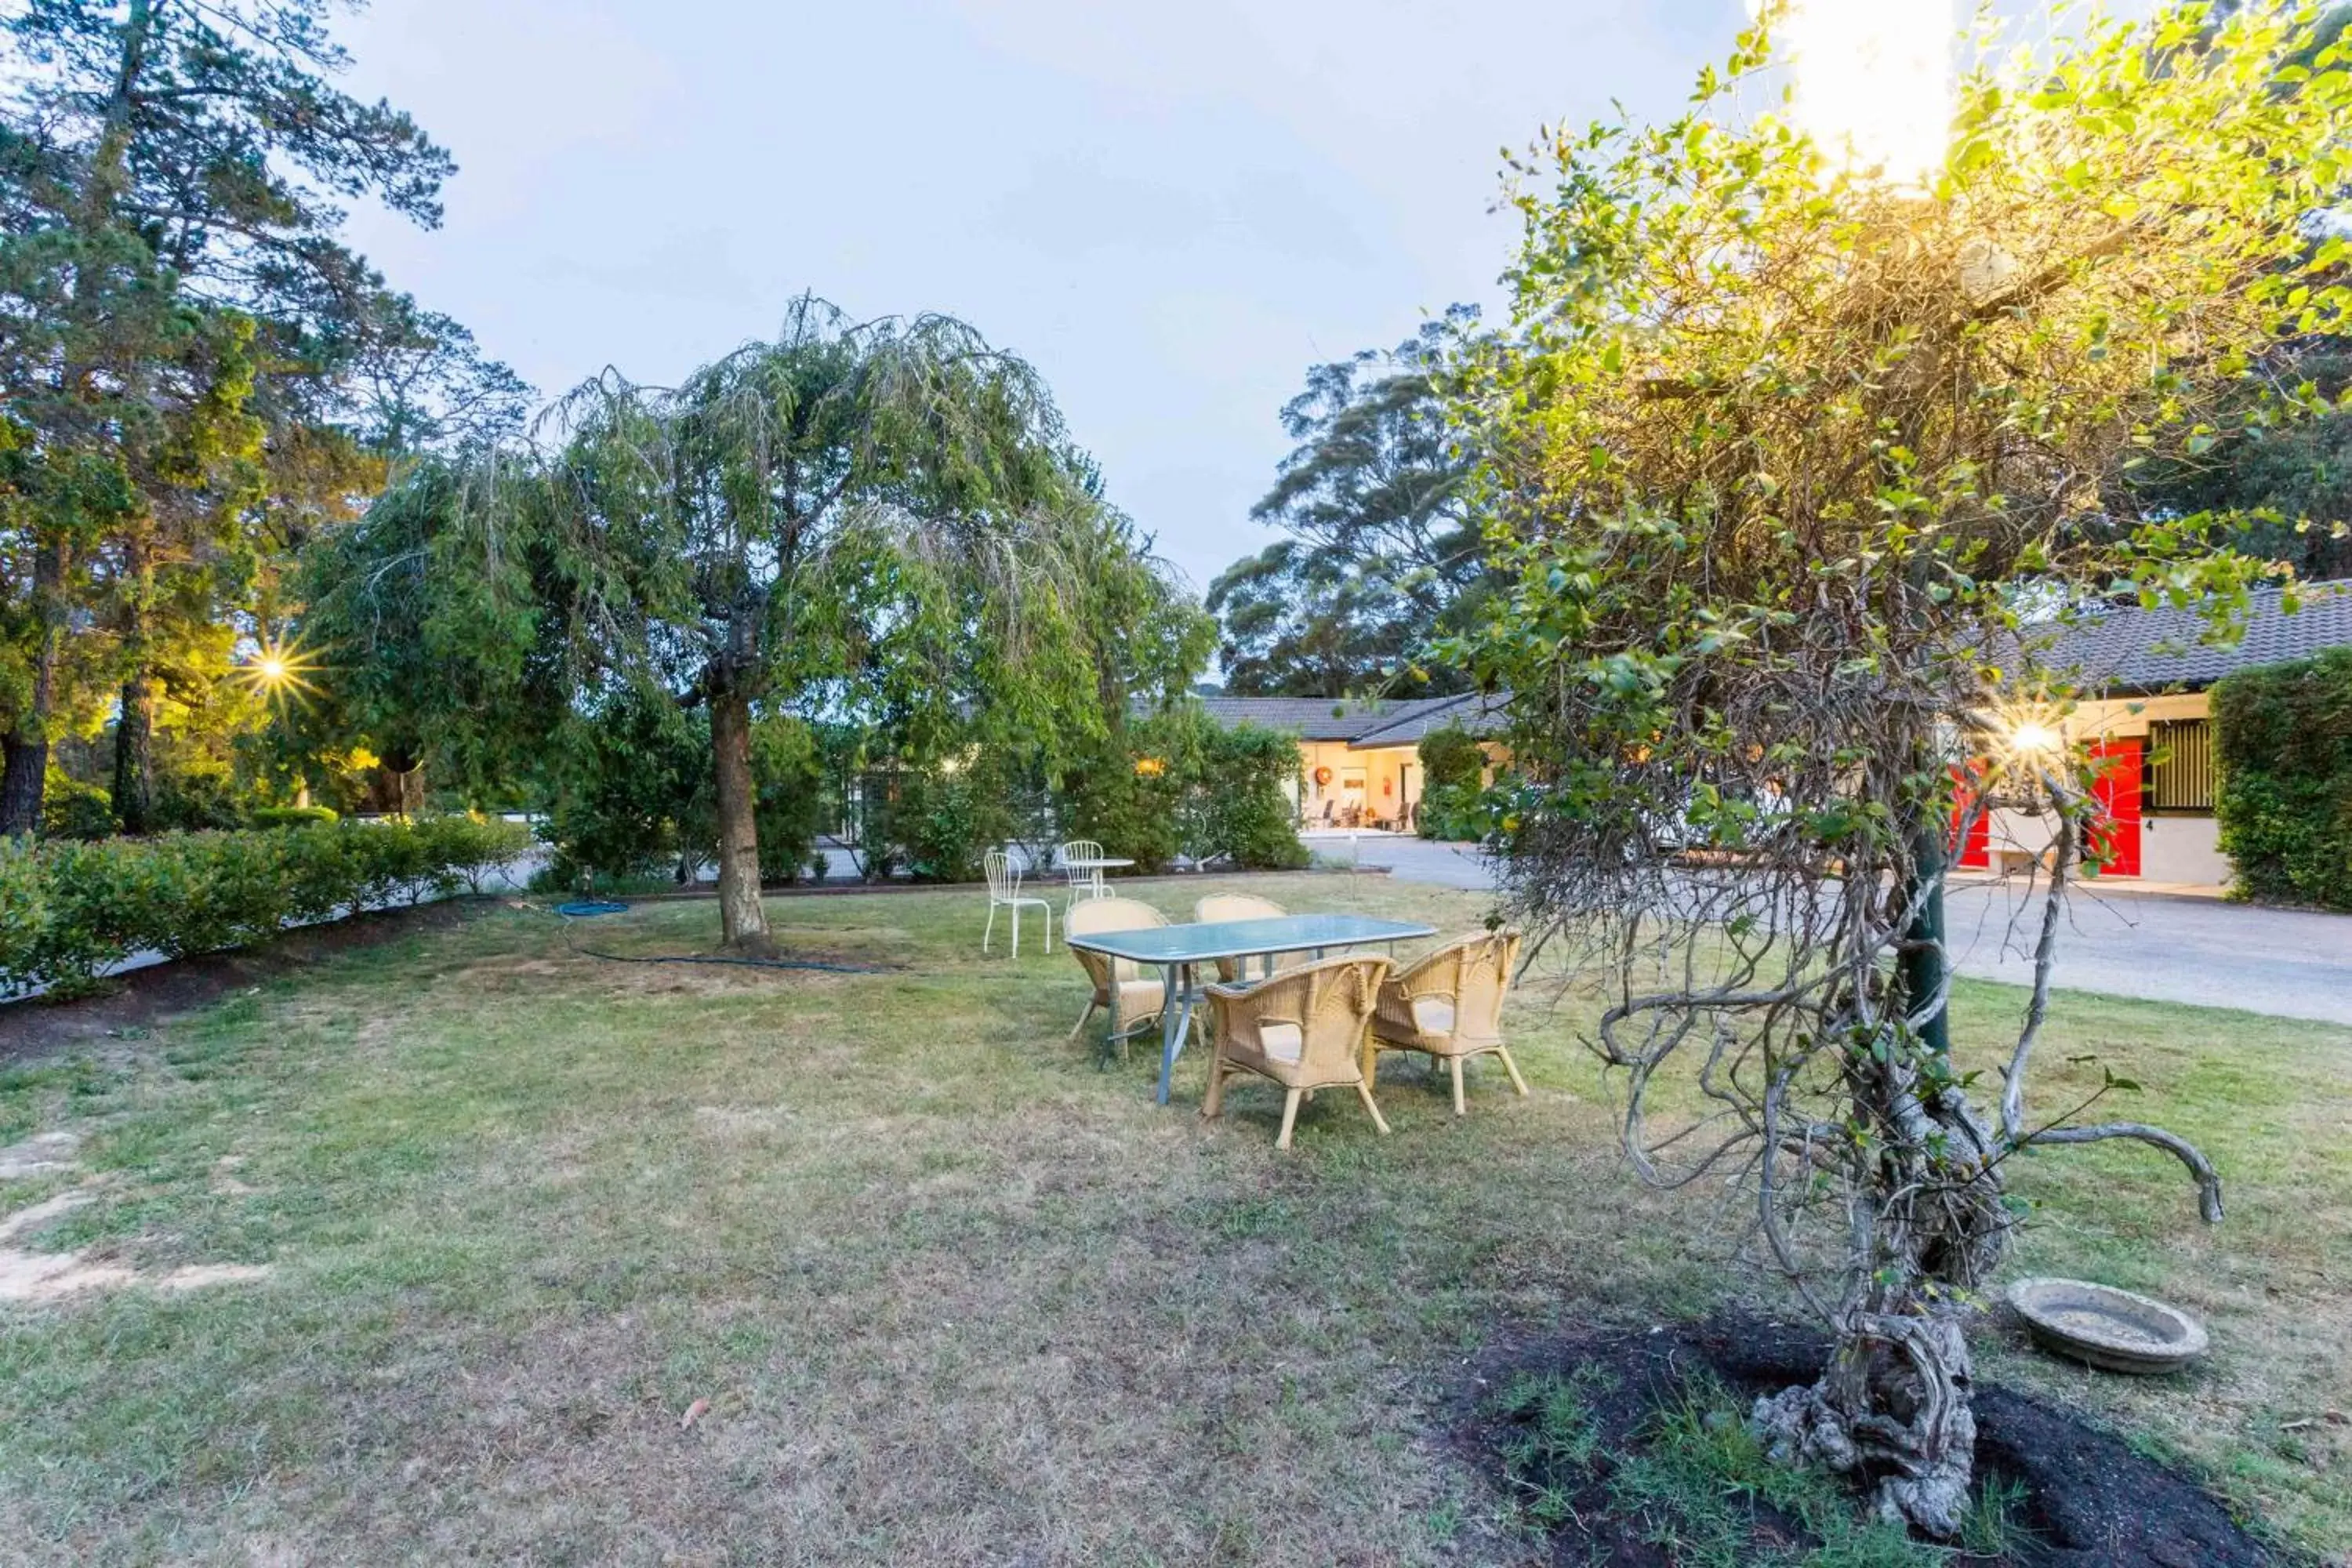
<box><xmin>2141</xmin><ymin>813</ymin><xmax>2232</xmax><ymax>887</ymax></box>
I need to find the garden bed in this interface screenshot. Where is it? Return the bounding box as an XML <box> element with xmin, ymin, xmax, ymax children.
<box><xmin>1473</xmin><ymin>1317</ymin><xmax>2278</xmax><ymax>1567</ymax></box>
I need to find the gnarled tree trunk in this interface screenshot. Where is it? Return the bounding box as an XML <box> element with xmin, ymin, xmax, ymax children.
<box><xmin>708</xmin><ymin>684</ymin><xmax>771</xmax><ymax>952</ymax></box>
<box><xmin>1751</xmin><ymin>1045</ymin><xmax>2009</xmax><ymax>1537</ymax></box>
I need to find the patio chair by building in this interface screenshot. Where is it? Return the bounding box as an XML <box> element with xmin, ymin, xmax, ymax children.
<box><xmin>1057</xmin><ymin>838</ymin><xmax>1106</xmax><ymax>915</ymax></box>
<box><xmin>1202</xmin><ymin>955</ymin><xmax>1391</xmax><ymax>1150</ymax></box>
<box><xmin>1066</xmin><ymin>896</ymin><xmax>1184</xmax><ymax>1058</ymax></box>
<box><xmin>1366</xmin><ymin>930</ymin><xmax>1527</xmax><ymax>1116</ymax></box>
<box><xmin>1192</xmin><ymin>893</ymin><xmax>1298</xmax><ymax>983</ymax></box>
<box><xmin>982</xmin><ymin>850</ymin><xmax>1052</xmax><ymax>956</ymax></box>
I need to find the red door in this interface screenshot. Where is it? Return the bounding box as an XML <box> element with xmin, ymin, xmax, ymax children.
<box><xmin>1947</xmin><ymin>763</ymin><xmax>1991</xmax><ymax>869</ymax></box>
<box><xmin>2085</xmin><ymin>739</ymin><xmax>2143</xmax><ymax>877</ymax></box>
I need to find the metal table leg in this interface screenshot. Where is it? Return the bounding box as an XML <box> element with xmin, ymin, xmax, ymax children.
<box><xmin>1156</xmin><ymin>960</ymin><xmax>1197</xmax><ymax>1105</ymax></box>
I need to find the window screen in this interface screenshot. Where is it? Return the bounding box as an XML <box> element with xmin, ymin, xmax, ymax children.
<box><xmin>2147</xmin><ymin>718</ymin><xmax>2215</xmax><ymax>811</ymax></box>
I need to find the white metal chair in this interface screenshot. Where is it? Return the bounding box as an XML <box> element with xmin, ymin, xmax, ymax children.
<box><xmin>983</xmin><ymin>850</ymin><xmax>1052</xmax><ymax>956</ymax></box>
<box><xmin>1057</xmin><ymin>837</ymin><xmax>1105</xmax><ymax>915</ymax></box>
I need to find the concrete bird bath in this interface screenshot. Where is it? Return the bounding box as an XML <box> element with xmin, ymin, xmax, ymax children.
<box><xmin>2007</xmin><ymin>1277</ymin><xmax>2209</xmax><ymax>1374</ymax></box>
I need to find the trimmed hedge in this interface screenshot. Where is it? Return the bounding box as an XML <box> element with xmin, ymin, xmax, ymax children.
<box><xmin>0</xmin><ymin>816</ymin><xmax>533</xmax><ymax>998</ymax></box>
<box><xmin>2212</xmin><ymin>647</ymin><xmax>2352</xmax><ymax>910</ymax></box>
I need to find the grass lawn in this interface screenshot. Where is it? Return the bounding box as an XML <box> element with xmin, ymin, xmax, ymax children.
<box><xmin>0</xmin><ymin>873</ymin><xmax>2345</xmax><ymax>1564</ymax></box>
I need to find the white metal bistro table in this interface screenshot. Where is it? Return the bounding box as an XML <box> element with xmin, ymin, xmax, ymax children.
<box><xmin>1061</xmin><ymin>855</ymin><xmax>1135</xmax><ymax>899</ymax></box>
<box><xmin>1064</xmin><ymin>913</ymin><xmax>1437</xmax><ymax>1104</ymax></box>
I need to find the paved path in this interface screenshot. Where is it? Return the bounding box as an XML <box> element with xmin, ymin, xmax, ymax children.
<box><xmin>1329</xmin><ymin>833</ymin><xmax>2352</xmax><ymax>1027</ymax></box>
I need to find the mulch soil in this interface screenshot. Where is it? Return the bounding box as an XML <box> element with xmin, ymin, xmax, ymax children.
<box><xmin>0</xmin><ymin>901</ymin><xmax>492</xmax><ymax>1062</ymax></box>
<box><xmin>1470</xmin><ymin>1316</ymin><xmax>2281</xmax><ymax>1568</ymax></box>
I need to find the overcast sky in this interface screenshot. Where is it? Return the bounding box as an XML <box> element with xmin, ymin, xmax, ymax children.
<box><xmin>336</xmin><ymin>0</ymin><xmax>1751</xmax><ymax>590</ymax></box>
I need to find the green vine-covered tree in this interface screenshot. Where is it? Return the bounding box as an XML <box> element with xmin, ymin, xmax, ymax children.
<box><xmin>1457</xmin><ymin>0</ymin><xmax>2352</xmax><ymax>1534</ymax></box>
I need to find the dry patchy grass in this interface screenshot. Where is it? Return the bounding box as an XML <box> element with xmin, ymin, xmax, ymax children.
<box><xmin>0</xmin><ymin>874</ymin><xmax>2343</xmax><ymax>1564</ymax></box>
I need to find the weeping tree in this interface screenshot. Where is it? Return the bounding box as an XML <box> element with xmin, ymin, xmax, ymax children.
<box><xmin>307</xmin><ymin>296</ymin><xmax>1152</xmax><ymax>949</ymax></box>
<box><xmin>1458</xmin><ymin>1</ymin><xmax>2351</xmax><ymax>1535</ymax></box>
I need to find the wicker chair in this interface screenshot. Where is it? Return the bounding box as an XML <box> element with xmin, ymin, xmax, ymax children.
<box><xmin>1203</xmin><ymin>954</ymin><xmax>1392</xmax><ymax>1150</ymax></box>
<box><xmin>1367</xmin><ymin>929</ymin><xmax>1527</xmax><ymax>1116</ymax></box>
<box><xmin>1066</xmin><ymin>897</ymin><xmax>1184</xmax><ymax>1058</ymax></box>
<box><xmin>1192</xmin><ymin>893</ymin><xmax>1298</xmax><ymax>983</ymax></box>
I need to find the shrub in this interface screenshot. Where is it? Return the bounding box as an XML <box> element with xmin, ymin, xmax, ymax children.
<box><xmin>412</xmin><ymin>814</ymin><xmax>535</xmax><ymax>896</ymax></box>
<box><xmin>1192</xmin><ymin>724</ymin><xmax>1309</xmax><ymax>869</ymax></box>
<box><xmin>0</xmin><ymin>838</ymin><xmax>49</xmax><ymax>988</ymax></box>
<box><xmin>882</xmin><ymin>765</ymin><xmax>1014</xmax><ymax>883</ymax></box>
<box><xmin>251</xmin><ymin>805</ymin><xmax>340</xmax><ymax>828</ymax></box>
<box><xmin>40</xmin><ymin>769</ymin><xmax>116</xmax><ymax>840</ymax></box>
<box><xmin>1063</xmin><ymin>750</ymin><xmax>1183</xmax><ymax>874</ymax></box>
<box><xmin>754</xmin><ymin>719</ymin><xmax>826</xmax><ymax>884</ymax></box>
<box><xmin>1060</xmin><ymin>712</ymin><xmax>1308</xmax><ymax>873</ymax></box>
<box><xmin>2212</xmin><ymin>648</ymin><xmax>2352</xmax><ymax>910</ymax></box>
<box><xmin>0</xmin><ymin>820</ymin><xmax>533</xmax><ymax>998</ymax></box>
<box><xmin>1417</xmin><ymin>724</ymin><xmax>1495</xmax><ymax>842</ymax></box>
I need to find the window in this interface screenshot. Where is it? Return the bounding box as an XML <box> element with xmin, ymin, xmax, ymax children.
<box><xmin>2147</xmin><ymin>718</ymin><xmax>2215</xmax><ymax>812</ymax></box>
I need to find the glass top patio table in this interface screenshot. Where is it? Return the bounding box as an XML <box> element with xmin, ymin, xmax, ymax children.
<box><xmin>1065</xmin><ymin>913</ymin><xmax>1433</xmax><ymax>967</ymax></box>
<box><xmin>1065</xmin><ymin>913</ymin><xmax>1438</xmax><ymax>1103</ymax></box>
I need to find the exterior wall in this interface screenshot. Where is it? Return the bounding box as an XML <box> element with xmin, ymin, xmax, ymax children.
<box><xmin>1278</xmin><ymin>735</ymin><xmax>1513</xmax><ymax>829</ymax></box>
<box><xmin>2140</xmin><ymin>811</ymin><xmax>2231</xmax><ymax>887</ymax></box>
<box><xmin>1983</xmin><ymin>691</ymin><xmax>2230</xmax><ymax>887</ymax></box>
<box><xmin>1294</xmin><ymin>741</ymin><xmax>1414</xmax><ymax>827</ymax></box>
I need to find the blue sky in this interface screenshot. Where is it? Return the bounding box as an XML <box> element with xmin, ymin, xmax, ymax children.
<box><xmin>338</xmin><ymin>0</ymin><xmax>1748</xmax><ymax>590</ymax></box>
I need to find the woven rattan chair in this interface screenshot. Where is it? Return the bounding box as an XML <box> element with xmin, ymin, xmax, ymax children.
<box><xmin>1367</xmin><ymin>929</ymin><xmax>1527</xmax><ymax>1116</ymax></box>
<box><xmin>1066</xmin><ymin>896</ymin><xmax>1184</xmax><ymax>1058</ymax></box>
<box><xmin>1192</xmin><ymin>893</ymin><xmax>1299</xmax><ymax>983</ymax></box>
<box><xmin>1203</xmin><ymin>954</ymin><xmax>1391</xmax><ymax>1150</ymax></box>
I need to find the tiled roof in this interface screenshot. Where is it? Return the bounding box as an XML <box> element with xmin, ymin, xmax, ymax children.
<box><xmin>2029</xmin><ymin>578</ymin><xmax>2352</xmax><ymax>693</ymax></box>
<box><xmin>1347</xmin><ymin>691</ymin><xmax>1509</xmax><ymax>750</ymax></box>
<box><xmin>1189</xmin><ymin>691</ymin><xmax>1512</xmax><ymax>747</ymax></box>
<box><xmin>1193</xmin><ymin>695</ymin><xmax>1454</xmax><ymax>742</ymax></box>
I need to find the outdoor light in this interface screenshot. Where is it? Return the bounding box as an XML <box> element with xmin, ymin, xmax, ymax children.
<box><xmin>1752</xmin><ymin>0</ymin><xmax>1956</xmax><ymax>189</ymax></box>
<box><xmin>2009</xmin><ymin>720</ymin><xmax>2061</xmax><ymax>756</ymax></box>
<box><xmin>1134</xmin><ymin>756</ymin><xmax>1167</xmax><ymax>778</ymax></box>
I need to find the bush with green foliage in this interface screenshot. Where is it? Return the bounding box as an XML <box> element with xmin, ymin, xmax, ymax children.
<box><xmin>1416</xmin><ymin>724</ymin><xmax>1491</xmax><ymax>842</ymax></box>
<box><xmin>1189</xmin><ymin>724</ymin><xmax>1310</xmax><ymax>869</ymax></box>
<box><xmin>0</xmin><ymin>817</ymin><xmax>533</xmax><ymax>998</ymax></box>
<box><xmin>2213</xmin><ymin>647</ymin><xmax>2352</xmax><ymax>910</ymax></box>
<box><xmin>250</xmin><ymin>805</ymin><xmax>341</xmax><ymax>829</ymax></box>
<box><xmin>1061</xmin><ymin>711</ymin><xmax>1308</xmax><ymax>873</ymax></box>
<box><xmin>753</xmin><ymin>719</ymin><xmax>827</xmax><ymax>884</ymax></box>
<box><xmin>880</xmin><ymin>764</ymin><xmax>1015</xmax><ymax>883</ymax></box>
<box><xmin>39</xmin><ymin>770</ymin><xmax>117</xmax><ymax>840</ymax></box>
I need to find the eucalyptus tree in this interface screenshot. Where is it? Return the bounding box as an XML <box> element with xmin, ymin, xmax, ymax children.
<box><xmin>1459</xmin><ymin>2</ymin><xmax>2351</xmax><ymax>1534</ymax></box>
<box><xmin>1208</xmin><ymin>306</ymin><xmax>1485</xmax><ymax>695</ymax></box>
<box><xmin>0</xmin><ymin>0</ymin><xmax>489</xmax><ymax>833</ymax></box>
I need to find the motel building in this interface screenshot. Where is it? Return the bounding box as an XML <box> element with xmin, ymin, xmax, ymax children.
<box><xmin>1963</xmin><ymin>579</ymin><xmax>2352</xmax><ymax>890</ymax></box>
<box><xmin>1196</xmin><ymin>692</ymin><xmax>1508</xmax><ymax>833</ymax></box>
